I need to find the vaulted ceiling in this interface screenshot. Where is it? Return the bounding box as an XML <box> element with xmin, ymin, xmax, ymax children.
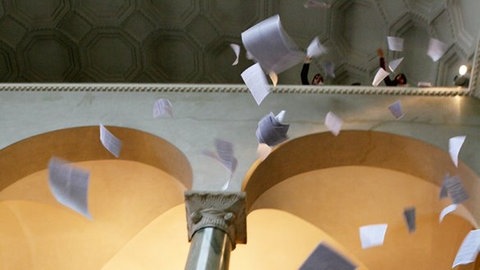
<box><xmin>0</xmin><ymin>0</ymin><xmax>479</xmax><ymax>86</ymax></box>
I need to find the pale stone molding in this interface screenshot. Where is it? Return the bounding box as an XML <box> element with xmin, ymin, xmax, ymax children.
<box><xmin>0</xmin><ymin>83</ymin><xmax>470</xmax><ymax>97</ymax></box>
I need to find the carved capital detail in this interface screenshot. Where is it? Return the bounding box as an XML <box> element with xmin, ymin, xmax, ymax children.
<box><xmin>184</xmin><ymin>191</ymin><xmax>246</xmax><ymax>249</ymax></box>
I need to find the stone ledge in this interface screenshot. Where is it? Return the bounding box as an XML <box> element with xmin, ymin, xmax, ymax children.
<box><xmin>0</xmin><ymin>83</ymin><xmax>471</xmax><ymax>97</ymax></box>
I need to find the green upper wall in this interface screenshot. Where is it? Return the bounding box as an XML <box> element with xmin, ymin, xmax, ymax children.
<box><xmin>0</xmin><ymin>0</ymin><xmax>479</xmax><ymax>86</ymax></box>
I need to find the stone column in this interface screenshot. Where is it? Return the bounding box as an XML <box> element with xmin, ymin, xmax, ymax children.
<box><xmin>184</xmin><ymin>191</ymin><xmax>246</xmax><ymax>270</ymax></box>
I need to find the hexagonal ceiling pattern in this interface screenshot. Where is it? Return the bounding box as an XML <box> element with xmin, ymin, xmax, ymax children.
<box><xmin>0</xmin><ymin>0</ymin><xmax>477</xmax><ymax>86</ymax></box>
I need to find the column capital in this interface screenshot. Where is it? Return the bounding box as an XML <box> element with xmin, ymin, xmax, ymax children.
<box><xmin>184</xmin><ymin>191</ymin><xmax>246</xmax><ymax>249</ymax></box>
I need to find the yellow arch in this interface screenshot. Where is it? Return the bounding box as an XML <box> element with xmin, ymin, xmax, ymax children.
<box><xmin>0</xmin><ymin>125</ymin><xmax>193</xmax><ymax>190</ymax></box>
<box><xmin>242</xmin><ymin>130</ymin><xmax>480</xmax><ymax>269</ymax></box>
<box><xmin>0</xmin><ymin>126</ymin><xmax>193</xmax><ymax>270</ymax></box>
<box><xmin>243</xmin><ymin>130</ymin><xmax>480</xmax><ymax>223</ymax></box>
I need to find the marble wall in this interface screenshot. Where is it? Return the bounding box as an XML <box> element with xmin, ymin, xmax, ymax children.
<box><xmin>0</xmin><ymin>84</ymin><xmax>479</xmax><ymax>191</ymax></box>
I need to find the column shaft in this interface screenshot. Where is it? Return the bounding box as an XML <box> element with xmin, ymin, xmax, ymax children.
<box><xmin>185</xmin><ymin>227</ymin><xmax>232</xmax><ymax>270</ymax></box>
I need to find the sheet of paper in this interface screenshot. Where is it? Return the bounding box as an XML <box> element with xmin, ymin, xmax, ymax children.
<box><xmin>230</xmin><ymin>43</ymin><xmax>241</xmax><ymax>66</ymax></box>
<box><xmin>269</xmin><ymin>71</ymin><xmax>278</xmax><ymax>87</ymax></box>
<box><xmin>153</xmin><ymin>98</ymin><xmax>173</xmax><ymax>118</ymax></box>
<box><xmin>256</xmin><ymin>143</ymin><xmax>272</xmax><ymax>161</ymax></box>
<box><xmin>99</xmin><ymin>124</ymin><xmax>122</xmax><ymax>158</ymax></box>
<box><xmin>403</xmin><ymin>207</ymin><xmax>416</xmax><ymax>233</ymax></box>
<box><xmin>202</xmin><ymin>149</ymin><xmax>236</xmax><ymax>190</ymax></box>
<box><xmin>325</xmin><ymin>111</ymin><xmax>343</xmax><ymax>136</ymax></box>
<box><xmin>443</xmin><ymin>175</ymin><xmax>469</xmax><ymax>204</ymax></box>
<box><xmin>275</xmin><ymin>110</ymin><xmax>286</xmax><ymax>122</ymax></box>
<box><xmin>306</xmin><ymin>36</ymin><xmax>327</xmax><ymax>58</ymax></box>
<box><xmin>221</xmin><ymin>178</ymin><xmax>231</xmax><ymax>191</ymax></box>
<box><xmin>48</xmin><ymin>157</ymin><xmax>91</xmax><ymax>219</ymax></box>
<box><xmin>246</xmin><ymin>50</ymin><xmax>255</xmax><ymax>61</ymax></box>
<box><xmin>388</xmin><ymin>57</ymin><xmax>404</xmax><ymax>72</ymax></box>
<box><xmin>300</xmin><ymin>242</ymin><xmax>356</xmax><ymax>270</ymax></box>
<box><xmin>439</xmin><ymin>174</ymin><xmax>449</xmax><ymax>199</ymax></box>
<box><xmin>359</xmin><ymin>224</ymin><xmax>388</xmax><ymax>249</ymax></box>
<box><xmin>372</xmin><ymin>68</ymin><xmax>390</xmax><ymax>86</ymax></box>
<box><xmin>449</xmin><ymin>135</ymin><xmax>466</xmax><ymax>167</ymax></box>
<box><xmin>388</xmin><ymin>100</ymin><xmax>405</xmax><ymax>119</ymax></box>
<box><xmin>304</xmin><ymin>0</ymin><xmax>332</xmax><ymax>9</ymax></box>
<box><xmin>323</xmin><ymin>61</ymin><xmax>335</xmax><ymax>78</ymax></box>
<box><xmin>387</xmin><ymin>36</ymin><xmax>404</xmax><ymax>51</ymax></box>
<box><xmin>417</xmin><ymin>81</ymin><xmax>432</xmax><ymax>87</ymax></box>
<box><xmin>427</xmin><ymin>38</ymin><xmax>448</xmax><ymax>62</ymax></box>
<box><xmin>256</xmin><ymin>112</ymin><xmax>289</xmax><ymax>147</ymax></box>
<box><xmin>214</xmin><ymin>138</ymin><xmax>237</xmax><ymax>173</ymax></box>
<box><xmin>452</xmin><ymin>229</ymin><xmax>480</xmax><ymax>268</ymax></box>
<box><xmin>241</xmin><ymin>63</ymin><xmax>271</xmax><ymax>105</ymax></box>
<box><xmin>241</xmin><ymin>14</ymin><xmax>305</xmax><ymax>74</ymax></box>
<box><xmin>203</xmin><ymin>138</ymin><xmax>238</xmax><ymax>175</ymax></box>
<box><xmin>439</xmin><ymin>204</ymin><xmax>457</xmax><ymax>223</ymax></box>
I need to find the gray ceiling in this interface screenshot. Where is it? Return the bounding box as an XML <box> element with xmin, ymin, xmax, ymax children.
<box><xmin>0</xmin><ymin>0</ymin><xmax>478</xmax><ymax>86</ymax></box>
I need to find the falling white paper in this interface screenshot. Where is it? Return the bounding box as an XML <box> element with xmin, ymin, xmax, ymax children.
<box><xmin>256</xmin><ymin>143</ymin><xmax>272</xmax><ymax>161</ymax></box>
<box><xmin>48</xmin><ymin>157</ymin><xmax>91</xmax><ymax>219</ymax></box>
<box><xmin>299</xmin><ymin>242</ymin><xmax>356</xmax><ymax>270</ymax></box>
<box><xmin>427</xmin><ymin>38</ymin><xmax>448</xmax><ymax>62</ymax></box>
<box><xmin>215</xmin><ymin>138</ymin><xmax>237</xmax><ymax>174</ymax></box>
<box><xmin>388</xmin><ymin>57</ymin><xmax>404</xmax><ymax>72</ymax></box>
<box><xmin>241</xmin><ymin>63</ymin><xmax>271</xmax><ymax>105</ymax></box>
<box><xmin>439</xmin><ymin>204</ymin><xmax>457</xmax><ymax>223</ymax></box>
<box><xmin>275</xmin><ymin>110</ymin><xmax>286</xmax><ymax>122</ymax></box>
<box><xmin>221</xmin><ymin>179</ymin><xmax>231</xmax><ymax>191</ymax></box>
<box><xmin>269</xmin><ymin>71</ymin><xmax>278</xmax><ymax>87</ymax></box>
<box><xmin>306</xmin><ymin>37</ymin><xmax>328</xmax><ymax>58</ymax></box>
<box><xmin>372</xmin><ymin>68</ymin><xmax>390</xmax><ymax>86</ymax></box>
<box><xmin>99</xmin><ymin>124</ymin><xmax>122</xmax><ymax>158</ymax></box>
<box><xmin>387</xmin><ymin>36</ymin><xmax>404</xmax><ymax>52</ymax></box>
<box><xmin>241</xmin><ymin>15</ymin><xmax>305</xmax><ymax>74</ymax></box>
<box><xmin>203</xmin><ymin>145</ymin><xmax>236</xmax><ymax>190</ymax></box>
<box><xmin>256</xmin><ymin>112</ymin><xmax>290</xmax><ymax>147</ymax></box>
<box><xmin>203</xmin><ymin>138</ymin><xmax>238</xmax><ymax>176</ymax></box>
<box><xmin>153</xmin><ymin>98</ymin><xmax>173</xmax><ymax>118</ymax></box>
<box><xmin>325</xmin><ymin>111</ymin><xmax>343</xmax><ymax>136</ymax></box>
<box><xmin>304</xmin><ymin>0</ymin><xmax>332</xmax><ymax>9</ymax></box>
<box><xmin>246</xmin><ymin>50</ymin><xmax>255</xmax><ymax>61</ymax></box>
<box><xmin>449</xmin><ymin>135</ymin><xmax>466</xmax><ymax>167</ymax></box>
<box><xmin>388</xmin><ymin>100</ymin><xmax>405</xmax><ymax>119</ymax></box>
<box><xmin>323</xmin><ymin>61</ymin><xmax>335</xmax><ymax>78</ymax></box>
<box><xmin>439</xmin><ymin>174</ymin><xmax>450</xmax><ymax>199</ymax></box>
<box><xmin>442</xmin><ymin>175</ymin><xmax>469</xmax><ymax>204</ymax></box>
<box><xmin>230</xmin><ymin>43</ymin><xmax>241</xmax><ymax>66</ymax></box>
<box><xmin>403</xmin><ymin>207</ymin><xmax>416</xmax><ymax>233</ymax></box>
<box><xmin>452</xmin><ymin>229</ymin><xmax>480</xmax><ymax>268</ymax></box>
<box><xmin>417</xmin><ymin>82</ymin><xmax>432</xmax><ymax>87</ymax></box>
<box><xmin>359</xmin><ymin>224</ymin><xmax>388</xmax><ymax>249</ymax></box>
